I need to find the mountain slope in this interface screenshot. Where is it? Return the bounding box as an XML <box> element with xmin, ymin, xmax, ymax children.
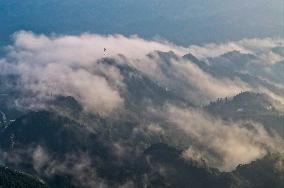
<box><xmin>205</xmin><ymin>92</ymin><xmax>284</xmax><ymax>137</ymax></box>
<box><xmin>1</xmin><ymin>109</ymin><xmax>283</xmax><ymax>188</ymax></box>
<box><xmin>233</xmin><ymin>153</ymin><xmax>284</xmax><ymax>188</ymax></box>
<box><xmin>0</xmin><ymin>166</ymin><xmax>47</xmax><ymax>188</ymax></box>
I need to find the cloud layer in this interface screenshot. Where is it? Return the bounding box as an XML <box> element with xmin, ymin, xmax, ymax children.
<box><xmin>188</xmin><ymin>38</ymin><xmax>283</xmax><ymax>60</ymax></box>
<box><xmin>0</xmin><ymin>31</ymin><xmax>284</xmax><ymax>173</ymax></box>
<box><xmin>164</xmin><ymin>105</ymin><xmax>284</xmax><ymax>171</ymax></box>
<box><xmin>1</xmin><ymin>31</ymin><xmax>190</xmax><ymax>114</ymax></box>
<box><xmin>1</xmin><ymin>32</ymin><xmax>284</xmax><ymax>111</ymax></box>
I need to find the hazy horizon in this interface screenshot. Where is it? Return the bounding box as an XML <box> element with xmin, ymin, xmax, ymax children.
<box><xmin>0</xmin><ymin>0</ymin><xmax>283</xmax><ymax>46</ymax></box>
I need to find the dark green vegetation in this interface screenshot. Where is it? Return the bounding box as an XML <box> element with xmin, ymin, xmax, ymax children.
<box><xmin>232</xmin><ymin>154</ymin><xmax>284</xmax><ymax>188</ymax></box>
<box><xmin>141</xmin><ymin>144</ymin><xmax>284</xmax><ymax>188</ymax></box>
<box><xmin>0</xmin><ymin>111</ymin><xmax>283</xmax><ymax>188</ymax></box>
<box><xmin>0</xmin><ymin>93</ymin><xmax>283</xmax><ymax>188</ymax></box>
<box><xmin>206</xmin><ymin>92</ymin><xmax>284</xmax><ymax>137</ymax></box>
<box><xmin>0</xmin><ymin>166</ymin><xmax>47</xmax><ymax>188</ymax></box>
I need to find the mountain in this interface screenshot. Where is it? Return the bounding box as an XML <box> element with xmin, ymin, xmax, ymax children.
<box><xmin>0</xmin><ymin>38</ymin><xmax>283</xmax><ymax>187</ymax></box>
<box><xmin>206</xmin><ymin>92</ymin><xmax>280</xmax><ymax>118</ymax></box>
<box><xmin>99</xmin><ymin>57</ymin><xmax>191</xmax><ymax>109</ymax></box>
<box><xmin>208</xmin><ymin>51</ymin><xmax>256</xmax><ymax>70</ymax></box>
<box><xmin>183</xmin><ymin>51</ymin><xmax>284</xmax><ymax>100</ymax></box>
<box><xmin>0</xmin><ymin>166</ymin><xmax>47</xmax><ymax>188</ymax></box>
<box><xmin>205</xmin><ymin>91</ymin><xmax>284</xmax><ymax>137</ymax></box>
<box><xmin>183</xmin><ymin>53</ymin><xmax>208</xmax><ymax>69</ymax></box>
<box><xmin>141</xmin><ymin>144</ymin><xmax>284</xmax><ymax>188</ymax></box>
<box><xmin>0</xmin><ymin>104</ymin><xmax>283</xmax><ymax>188</ymax></box>
<box><xmin>140</xmin><ymin>143</ymin><xmax>232</xmax><ymax>188</ymax></box>
<box><xmin>232</xmin><ymin>153</ymin><xmax>284</xmax><ymax>188</ymax></box>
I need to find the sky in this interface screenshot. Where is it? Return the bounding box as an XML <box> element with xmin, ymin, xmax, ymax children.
<box><xmin>0</xmin><ymin>0</ymin><xmax>283</xmax><ymax>46</ymax></box>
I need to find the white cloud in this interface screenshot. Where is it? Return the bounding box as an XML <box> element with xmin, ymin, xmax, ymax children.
<box><xmin>164</xmin><ymin>105</ymin><xmax>284</xmax><ymax>171</ymax></box>
<box><xmin>167</xmin><ymin>58</ymin><xmax>249</xmax><ymax>101</ymax></box>
<box><xmin>1</xmin><ymin>31</ymin><xmax>284</xmax><ymax>185</ymax></box>
<box><xmin>0</xmin><ymin>31</ymin><xmax>191</xmax><ymax>115</ymax></box>
<box><xmin>10</xmin><ymin>31</ymin><xmax>187</xmax><ymax>64</ymax></box>
<box><xmin>1</xmin><ymin>32</ymin><xmax>284</xmax><ymax>114</ymax></box>
<box><xmin>1</xmin><ymin>31</ymin><xmax>259</xmax><ymax>112</ymax></box>
<box><xmin>188</xmin><ymin>38</ymin><xmax>284</xmax><ymax>60</ymax></box>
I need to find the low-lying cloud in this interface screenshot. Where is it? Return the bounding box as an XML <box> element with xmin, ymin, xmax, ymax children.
<box><xmin>188</xmin><ymin>38</ymin><xmax>283</xmax><ymax>60</ymax></box>
<box><xmin>1</xmin><ymin>31</ymin><xmax>267</xmax><ymax>112</ymax></box>
<box><xmin>164</xmin><ymin>105</ymin><xmax>284</xmax><ymax>171</ymax></box>
<box><xmin>1</xmin><ymin>32</ymin><xmax>284</xmax><ymax>116</ymax></box>
<box><xmin>1</xmin><ymin>31</ymin><xmax>284</xmax><ymax>172</ymax></box>
<box><xmin>1</xmin><ymin>145</ymin><xmax>108</xmax><ymax>188</ymax></box>
<box><xmin>1</xmin><ymin>31</ymin><xmax>189</xmax><ymax>114</ymax></box>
